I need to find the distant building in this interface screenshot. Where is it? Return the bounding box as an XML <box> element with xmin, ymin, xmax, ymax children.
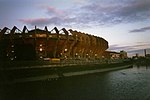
<box><xmin>103</xmin><ymin>51</ymin><xmax>120</xmax><ymax>59</ymax></box>
<box><xmin>146</xmin><ymin>54</ymin><xmax>150</xmax><ymax>58</ymax></box>
<box><xmin>120</xmin><ymin>50</ymin><xmax>128</xmax><ymax>59</ymax></box>
<box><xmin>104</xmin><ymin>50</ymin><xmax>128</xmax><ymax>59</ymax></box>
<box><xmin>135</xmin><ymin>53</ymin><xmax>139</xmax><ymax>57</ymax></box>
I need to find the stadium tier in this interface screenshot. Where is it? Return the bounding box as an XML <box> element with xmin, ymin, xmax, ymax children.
<box><xmin>0</xmin><ymin>26</ymin><xmax>108</xmax><ymax>61</ymax></box>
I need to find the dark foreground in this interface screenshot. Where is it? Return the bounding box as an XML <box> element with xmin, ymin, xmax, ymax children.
<box><xmin>1</xmin><ymin>65</ymin><xmax>150</xmax><ymax>100</ymax></box>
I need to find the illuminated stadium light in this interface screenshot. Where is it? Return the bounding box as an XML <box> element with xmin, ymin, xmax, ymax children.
<box><xmin>12</xmin><ymin>50</ymin><xmax>14</xmax><ymax>53</ymax></box>
<box><xmin>65</xmin><ymin>49</ymin><xmax>67</xmax><ymax>52</ymax></box>
<box><xmin>40</xmin><ymin>44</ymin><xmax>42</xmax><ymax>46</ymax></box>
<box><xmin>65</xmin><ymin>56</ymin><xmax>67</xmax><ymax>58</ymax></box>
<box><xmin>40</xmin><ymin>48</ymin><xmax>43</xmax><ymax>51</ymax></box>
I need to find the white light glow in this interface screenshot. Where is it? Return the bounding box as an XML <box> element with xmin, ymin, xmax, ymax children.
<box><xmin>40</xmin><ymin>48</ymin><xmax>43</xmax><ymax>51</ymax></box>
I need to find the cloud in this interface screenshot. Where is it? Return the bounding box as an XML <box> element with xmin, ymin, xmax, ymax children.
<box><xmin>81</xmin><ymin>0</ymin><xmax>150</xmax><ymax>25</ymax></box>
<box><xmin>128</xmin><ymin>49</ymin><xmax>147</xmax><ymax>53</ymax></box>
<box><xmin>72</xmin><ymin>0</ymin><xmax>87</xmax><ymax>4</ymax></box>
<box><xmin>109</xmin><ymin>43</ymin><xmax>150</xmax><ymax>51</ymax></box>
<box><xmin>129</xmin><ymin>26</ymin><xmax>150</xmax><ymax>33</ymax></box>
<box><xmin>19</xmin><ymin>17</ymin><xmax>77</xmax><ymax>27</ymax></box>
<box><xmin>109</xmin><ymin>45</ymin><xmax>134</xmax><ymax>51</ymax></box>
<box><xmin>39</xmin><ymin>5</ymin><xmax>65</xmax><ymax>16</ymax></box>
<box><xmin>19</xmin><ymin>18</ymin><xmax>51</xmax><ymax>26</ymax></box>
<box><xmin>19</xmin><ymin>0</ymin><xmax>150</xmax><ymax>28</ymax></box>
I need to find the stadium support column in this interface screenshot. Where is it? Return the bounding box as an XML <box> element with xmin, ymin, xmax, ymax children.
<box><xmin>22</xmin><ymin>26</ymin><xmax>28</xmax><ymax>45</ymax></box>
<box><xmin>68</xmin><ymin>39</ymin><xmax>76</xmax><ymax>59</ymax></box>
<box><xmin>60</xmin><ymin>28</ymin><xmax>69</xmax><ymax>58</ymax></box>
<box><xmin>53</xmin><ymin>27</ymin><xmax>59</xmax><ymax>58</ymax></box>
<box><xmin>45</xmin><ymin>26</ymin><xmax>49</xmax><ymax>58</ymax></box>
<box><xmin>74</xmin><ymin>32</ymin><xmax>80</xmax><ymax>59</ymax></box>
<box><xmin>9</xmin><ymin>26</ymin><xmax>17</xmax><ymax>60</ymax></box>
<box><xmin>34</xmin><ymin>26</ymin><xmax>37</xmax><ymax>59</ymax></box>
<box><xmin>69</xmin><ymin>30</ymin><xmax>78</xmax><ymax>59</ymax></box>
<box><xmin>0</xmin><ymin>27</ymin><xmax>8</xmax><ymax>41</ymax></box>
<box><xmin>0</xmin><ymin>27</ymin><xmax>9</xmax><ymax>60</ymax></box>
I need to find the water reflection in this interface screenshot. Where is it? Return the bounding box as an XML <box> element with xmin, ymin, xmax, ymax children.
<box><xmin>106</xmin><ymin>65</ymin><xmax>150</xmax><ymax>100</ymax></box>
<box><xmin>1</xmin><ymin>65</ymin><xmax>150</xmax><ymax>100</ymax></box>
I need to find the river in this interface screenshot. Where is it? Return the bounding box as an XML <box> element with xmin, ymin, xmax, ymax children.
<box><xmin>1</xmin><ymin>65</ymin><xmax>150</xmax><ymax>100</ymax></box>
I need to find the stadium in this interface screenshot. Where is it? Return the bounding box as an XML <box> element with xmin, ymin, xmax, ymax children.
<box><xmin>0</xmin><ymin>26</ymin><xmax>108</xmax><ymax>61</ymax></box>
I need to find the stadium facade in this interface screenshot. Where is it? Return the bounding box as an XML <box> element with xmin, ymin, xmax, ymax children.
<box><xmin>0</xmin><ymin>26</ymin><xmax>108</xmax><ymax>61</ymax></box>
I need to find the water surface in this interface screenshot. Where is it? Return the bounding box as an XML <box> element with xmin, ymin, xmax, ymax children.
<box><xmin>1</xmin><ymin>65</ymin><xmax>150</xmax><ymax>100</ymax></box>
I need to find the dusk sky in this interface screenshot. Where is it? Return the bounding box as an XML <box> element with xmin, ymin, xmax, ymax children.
<box><xmin>0</xmin><ymin>0</ymin><xmax>150</xmax><ymax>57</ymax></box>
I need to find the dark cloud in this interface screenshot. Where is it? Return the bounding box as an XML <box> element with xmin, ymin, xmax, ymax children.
<box><xmin>129</xmin><ymin>26</ymin><xmax>150</xmax><ymax>33</ymax></box>
<box><xmin>81</xmin><ymin>0</ymin><xmax>150</xmax><ymax>25</ymax></box>
<box><xmin>18</xmin><ymin>0</ymin><xmax>150</xmax><ymax>28</ymax></box>
<box><xmin>19</xmin><ymin>18</ymin><xmax>51</xmax><ymax>26</ymax></box>
<box><xmin>128</xmin><ymin>48</ymin><xmax>150</xmax><ymax>55</ymax></box>
<box><xmin>109</xmin><ymin>43</ymin><xmax>150</xmax><ymax>51</ymax></box>
<box><xmin>109</xmin><ymin>45</ymin><xmax>134</xmax><ymax>51</ymax></box>
<box><xmin>19</xmin><ymin>17</ymin><xmax>76</xmax><ymax>27</ymax></box>
<box><xmin>39</xmin><ymin>5</ymin><xmax>66</xmax><ymax>16</ymax></box>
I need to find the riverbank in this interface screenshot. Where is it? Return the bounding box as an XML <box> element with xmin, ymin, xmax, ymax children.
<box><xmin>0</xmin><ymin>61</ymin><xmax>132</xmax><ymax>84</ymax></box>
<box><xmin>0</xmin><ymin>59</ymin><xmax>131</xmax><ymax>68</ymax></box>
